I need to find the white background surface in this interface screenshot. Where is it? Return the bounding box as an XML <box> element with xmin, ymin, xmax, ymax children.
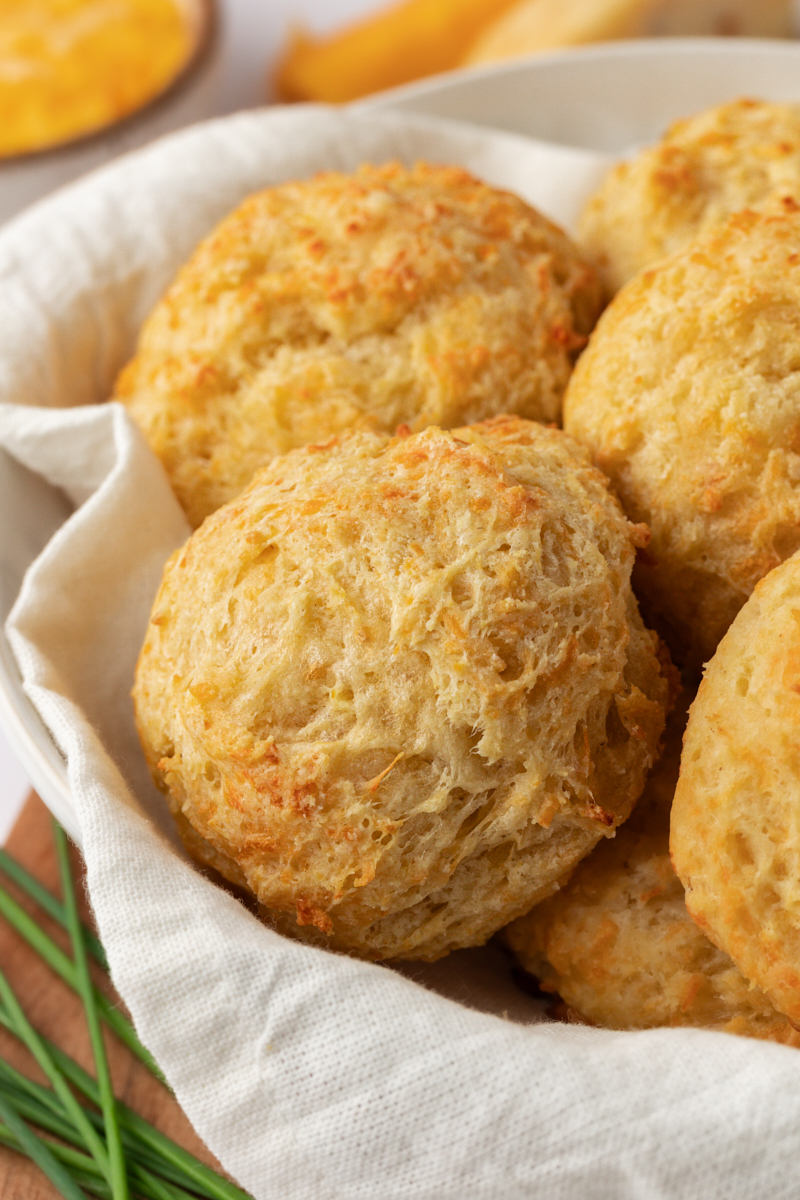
<box><xmin>0</xmin><ymin>0</ymin><xmax>382</xmax><ymax>841</ymax></box>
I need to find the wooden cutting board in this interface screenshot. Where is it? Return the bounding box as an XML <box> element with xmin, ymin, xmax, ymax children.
<box><xmin>0</xmin><ymin>791</ymin><xmax>225</xmax><ymax>1199</ymax></box>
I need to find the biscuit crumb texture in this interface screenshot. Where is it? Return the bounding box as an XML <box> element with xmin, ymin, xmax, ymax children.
<box><xmin>564</xmin><ymin>206</ymin><xmax>800</xmax><ymax>668</ymax></box>
<box><xmin>580</xmin><ymin>98</ymin><xmax>800</xmax><ymax>292</ymax></box>
<box><xmin>115</xmin><ymin>161</ymin><xmax>602</xmax><ymax>527</ymax></box>
<box><xmin>134</xmin><ymin>417</ymin><xmax>669</xmax><ymax>960</ymax></box>
<box><xmin>505</xmin><ymin>700</ymin><xmax>800</xmax><ymax>1045</ymax></box>
<box><xmin>671</xmin><ymin>551</ymin><xmax>800</xmax><ymax>1025</ymax></box>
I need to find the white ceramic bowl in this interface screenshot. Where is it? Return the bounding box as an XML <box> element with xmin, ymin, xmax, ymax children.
<box><xmin>363</xmin><ymin>36</ymin><xmax>800</xmax><ymax>148</ymax></box>
<box><xmin>4</xmin><ymin>37</ymin><xmax>800</xmax><ymax>841</ymax></box>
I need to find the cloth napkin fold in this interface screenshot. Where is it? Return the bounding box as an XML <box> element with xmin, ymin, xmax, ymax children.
<box><xmin>1</xmin><ymin>105</ymin><xmax>799</xmax><ymax>1200</ymax></box>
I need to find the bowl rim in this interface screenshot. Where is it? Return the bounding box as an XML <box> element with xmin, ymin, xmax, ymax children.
<box><xmin>359</xmin><ymin>34</ymin><xmax>800</xmax><ymax>118</ymax></box>
<box><xmin>0</xmin><ymin>0</ymin><xmax>217</xmax><ymax>166</ymax></box>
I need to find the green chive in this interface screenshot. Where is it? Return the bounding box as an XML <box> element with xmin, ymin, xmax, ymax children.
<box><xmin>0</xmin><ymin>846</ymin><xmax>107</xmax><ymax>969</ymax></box>
<box><xmin>0</xmin><ymin>1056</ymin><xmax>97</xmax><ymax>1153</ymax></box>
<box><xmin>0</xmin><ymin>1087</ymin><xmax>90</xmax><ymax>1200</ymax></box>
<box><xmin>0</xmin><ymin>833</ymin><xmax>254</xmax><ymax>1200</ymax></box>
<box><xmin>57</xmin><ymin>1172</ymin><xmax>111</xmax><ymax>1200</ymax></box>
<box><xmin>46</xmin><ymin>1042</ymin><xmax>253</xmax><ymax>1200</ymax></box>
<box><xmin>0</xmin><ymin>1118</ymin><xmax>101</xmax><ymax>1177</ymax></box>
<box><xmin>0</xmin><ymin>965</ymin><xmax>111</xmax><ymax>1176</ymax></box>
<box><xmin>54</xmin><ymin>820</ymin><xmax>129</xmax><ymax>1200</ymax></box>
<box><xmin>0</xmin><ymin>1121</ymin><xmax>197</xmax><ymax>1200</ymax></box>
<box><xmin>0</xmin><ymin>878</ymin><xmax>164</xmax><ymax>1083</ymax></box>
<box><xmin>0</xmin><ymin>1031</ymin><xmax>248</xmax><ymax>1200</ymax></box>
<box><xmin>0</xmin><ymin>1073</ymin><xmax>214</xmax><ymax>1200</ymax></box>
<box><xmin>0</xmin><ymin>1054</ymin><xmax>201</xmax><ymax>1195</ymax></box>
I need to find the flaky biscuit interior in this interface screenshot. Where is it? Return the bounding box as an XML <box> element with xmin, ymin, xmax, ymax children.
<box><xmin>134</xmin><ymin>417</ymin><xmax>669</xmax><ymax>961</ymax></box>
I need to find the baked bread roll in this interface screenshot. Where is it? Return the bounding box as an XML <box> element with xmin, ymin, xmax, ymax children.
<box><xmin>115</xmin><ymin>161</ymin><xmax>602</xmax><ymax>527</ymax></box>
<box><xmin>134</xmin><ymin>416</ymin><xmax>671</xmax><ymax>961</ymax></box>
<box><xmin>504</xmin><ymin>699</ymin><xmax>800</xmax><ymax>1045</ymax></box>
<box><xmin>579</xmin><ymin>98</ymin><xmax>800</xmax><ymax>293</ymax></box>
<box><xmin>564</xmin><ymin>205</ymin><xmax>800</xmax><ymax>668</ymax></box>
<box><xmin>671</xmin><ymin>552</ymin><xmax>800</xmax><ymax>1026</ymax></box>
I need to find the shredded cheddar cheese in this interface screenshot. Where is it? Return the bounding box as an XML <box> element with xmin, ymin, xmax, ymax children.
<box><xmin>0</xmin><ymin>0</ymin><xmax>194</xmax><ymax>157</ymax></box>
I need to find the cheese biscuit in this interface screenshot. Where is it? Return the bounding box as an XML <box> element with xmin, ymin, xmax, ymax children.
<box><xmin>134</xmin><ymin>417</ymin><xmax>670</xmax><ymax>960</ymax></box>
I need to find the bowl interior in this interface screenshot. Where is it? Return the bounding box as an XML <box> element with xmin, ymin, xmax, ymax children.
<box><xmin>363</xmin><ymin>38</ymin><xmax>800</xmax><ymax>150</ymax></box>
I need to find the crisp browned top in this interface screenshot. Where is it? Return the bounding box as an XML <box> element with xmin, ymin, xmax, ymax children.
<box><xmin>580</xmin><ymin>97</ymin><xmax>800</xmax><ymax>293</ymax></box>
<box><xmin>565</xmin><ymin>205</ymin><xmax>800</xmax><ymax>668</ymax></box>
<box><xmin>116</xmin><ymin>161</ymin><xmax>602</xmax><ymax>526</ymax></box>
<box><xmin>134</xmin><ymin>416</ymin><xmax>669</xmax><ymax>961</ymax></box>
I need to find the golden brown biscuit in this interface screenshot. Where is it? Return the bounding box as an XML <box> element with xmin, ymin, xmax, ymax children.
<box><xmin>115</xmin><ymin>162</ymin><xmax>602</xmax><ymax>527</ymax></box>
<box><xmin>134</xmin><ymin>416</ymin><xmax>671</xmax><ymax>961</ymax></box>
<box><xmin>671</xmin><ymin>552</ymin><xmax>800</xmax><ymax>1026</ymax></box>
<box><xmin>579</xmin><ymin>98</ymin><xmax>800</xmax><ymax>293</ymax></box>
<box><xmin>563</xmin><ymin>205</ymin><xmax>800</xmax><ymax>668</ymax></box>
<box><xmin>505</xmin><ymin>699</ymin><xmax>800</xmax><ymax>1045</ymax></box>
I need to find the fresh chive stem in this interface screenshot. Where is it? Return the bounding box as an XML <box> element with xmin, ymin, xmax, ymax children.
<box><xmin>107</xmin><ymin>1100</ymin><xmax>250</xmax><ymax>1200</ymax></box>
<box><xmin>0</xmin><ymin>1034</ymin><xmax>246</xmax><ymax>1200</ymax></box>
<box><xmin>0</xmin><ymin>1073</ymin><xmax>86</xmax><ymax>1160</ymax></box>
<box><xmin>60</xmin><ymin>1172</ymin><xmax>111</xmax><ymax>1200</ymax></box>
<box><xmin>0</xmin><ymin>1055</ymin><xmax>95</xmax><ymax>1165</ymax></box>
<box><xmin>0</xmin><ymin>1118</ymin><xmax>101</xmax><ymax>1176</ymax></box>
<box><xmin>132</xmin><ymin>1165</ymin><xmax>205</xmax><ymax>1200</ymax></box>
<box><xmin>0</xmin><ymin>1087</ymin><xmax>90</xmax><ymax>1200</ymax></box>
<box><xmin>0</xmin><ymin>1120</ymin><xmax>193</xmax><ymax>1200</ymax></box>
<box><xmin>0</xmin><ymin>877</ymin><xmax>164</xmax><ymax>1082</ymax></box>
<box><xmin>55</xmin><ymin>820</ymin><xmax>130</xmax><ymax>1200</ymax></box>
<box><xmin>0</xmin><ymin>1070</ymin><xmax>207</xmax><ymax>1200</ymax></box>
<box><xmin>46</xmin><ymin>1041</ymin><xmax>252</xmax><ymax>1200</ymax></box>
<box><xmin>0</xmin><ymin>837</ymin><xmax>253</xmax><ymax>1200</ymax></box>
<box><xmin>0</xmin><ymin>1049</ymin><xmax>208</xmax><ymax>1195</ymax></box>
<box><xmin>0</xmin><ymin>1069</ymin><xmax>218</xmax><ymax>1200</ymax></box>
<box><xmin>0</xmin><ymin>845</ymin><xmax>108</xmax><ymax>969</ymax></box>
<box><xmin>0</xmin><ymin>965</ymin><xmax>111</xmax><ymax>1176</ymax></box>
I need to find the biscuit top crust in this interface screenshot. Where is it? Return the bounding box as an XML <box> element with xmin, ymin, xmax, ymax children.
<box><xmin>134</xmin><ymin>416</ymin><xmax>669</xmax><ymax>961</ymax></box>
<box><xmin>671</xmin><ymin>550</ymin><xmax>800</xmax><ymax>1025</ymax></box>
<box><xmin>114</xmin><ymin>161</ymin><xmax>602</xmax><ymax>526</ymax></box>
<box><xmin>506</xmin><ymin>698</ymin><xmax>800</xmax><ymax>1045</ymax></box>
<box><xmin>580</xmin><ymin>98</ymin><xmax>800</xmax><ymax>292</ymax></box>
<box><xmin>564</xmin><ymin>205</ymin><xmax>800</xmax><ymax>668</ymax></box>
